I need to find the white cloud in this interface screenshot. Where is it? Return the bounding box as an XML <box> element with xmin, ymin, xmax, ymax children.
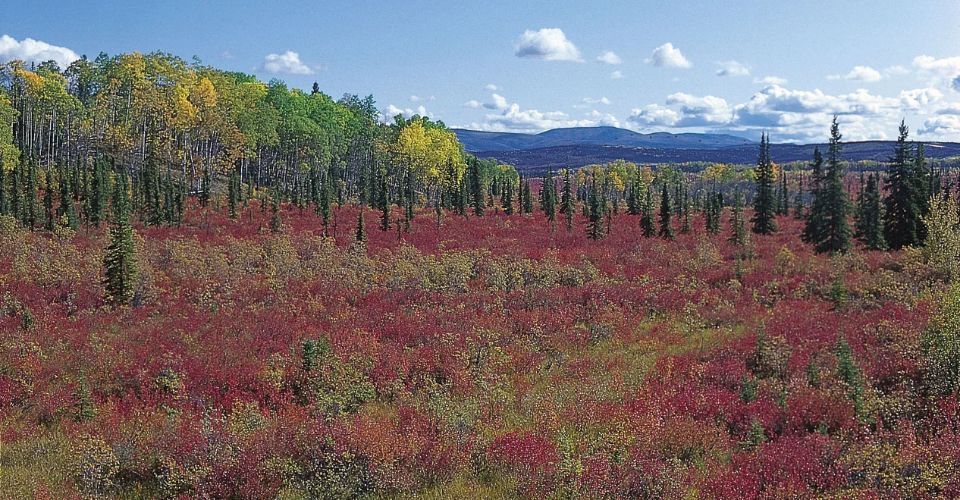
<box><xmin>484</xmin><ymin>83</ymin><xmax>499</xmax><ymax>91</ymax></box>
<box><xmin>0</xmin><ymin>34</ymin><xmax>79</xmax><ymax>68</ymax></box>
<box><xmin>755</xmin><ymin>75</ymin><xmax>788</xmax><ymax>85</ymax></box>
<box><xmin>483</xmin><ymin>93</ymin><xmax>509</xmax><ymax>110</ymax></box>
<box><xmin>828</xmin><ymin>65</ymin><xmax>882</xmax><ymax>82</ymax></box>
<box><xmin>919</xmin><ymin>114</ymin><xmax>960</xmax><ymax>138</ymax></box>
<box><xmin>716</xmin><ymin>60</ymin><xmax>750</xmax><ymax>77</ymax></box>
<box><xmin>583</xmin><ymin>96</ymin><xmax>611</xmax><ymax>105</ymax></box>
<box><xmin>912</xmin><ymin>55</ymin><xmax>960</xmax><ymax>89</ymax></box>
<box><xmin>628</xmin><ymin>105</ymin><xmax>681</xmax><ymax>127</ymax></box>
<box><xmin>262</xmin><ymin>50</ymin><xmax>314</xmax><ymax>75</ymax></box>
<box><xmin>610</xmin><ymin>70</ymin><xmax>624</xmax><ymax>80</ymax></box>
<box><xmin>596</xmin><ymin>51</ymin><xmax>622</xmax><ymax>65</ymax></box>
<box><xmin>514</xmin><ymin>28</ymin><xmax>583</xmax><ymax>62</ymax></box>
<box><xmin>646</xmin><ymin>42</ymin><xmax>692</xmax><ymax>69</ymax></box>
<box><xmin>899</xmin><ymin>87</ymin><xmax>943</xmax><ymax>110</ymax></box>
<box><xmin>464</xmin><ymin>100</ymin><xmax>482</xmax><ymax>109</ymax></box>
<box><xmin>409</xmin><ymin>95</ymin><xmax>435</xmax><ymax>102</ymax></box>
<box><xmin>913</xmin><ymin>55</ymin><xmax>960</xmax><ymax>75</ymax></box>
<box><xmin>586</xmin><ymin>110</ymin><xmax>621</xmax><ymax>128</ymax></box>
<box><xmin>624</xmin><ymin>82</ymin><xmax>956</xmax><ymax>142</ymax></box>
<box><xmin>383</xmin><ymin>104</ymin><xmax>431</xmax><ymax>121</ymax></box>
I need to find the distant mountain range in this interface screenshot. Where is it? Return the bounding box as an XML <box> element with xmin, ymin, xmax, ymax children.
<box><xmin>453</xmin><ymin>126</ymin><xmax>960</xmax><ymax>175</ymax></box>
<box><xmin>453</xmin><ymin>126</ymin><xmax>755</xmax><ymax>151</ymax></box>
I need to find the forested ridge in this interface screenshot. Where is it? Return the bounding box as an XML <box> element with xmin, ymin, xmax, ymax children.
<box><xmin>0</xmin><ymin>51</ymin><xmax>521</xmax><ymax>233</ymax></box>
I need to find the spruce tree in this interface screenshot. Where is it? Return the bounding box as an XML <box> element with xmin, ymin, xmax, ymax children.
<box><xmin>816</xmin><ymin>117</ymin><xmax>852</xmax><ymax>254</ymax></box>
<box><xmin>317</xmin><ymin>168</ymin><xmax>332</xmax><ymax>234</ymax></box>
<box><xmin>777</xmin><ymin>170</ymin><xmax>789</xmax><ymax>215</ymax></box>
<box><xmin>502</xmin><ymin>177</ymin><xmax>514</xmax><ymax>215</ymax></box>
<box><xmin>355</xmin><ymin>209</ymin><xmax>366</xmax><ymax>243</ymax></box>
<box><xmin>793</xmin><ymin>173</ymin><xmax>805</xmax><ymax>219</ymax></box>
<box><xmin>640</xmin><ymin>184</ymin><xmax>655</xmax><ymax>237</ymax></box>
<box><xmin>883</xmin><ymin>120</ymin><xmax>922</xmax><ymax>249</ymax></box>
<box><xmin>586</xmin><ymin>178</ymin><xmax>603</xmax><ymax>240</ymax></box>
<box><xmin>25</xmin><ymin>159</ymin><xmax>37</xmax><ymax>229</ymax></box>
<box><xmin>542</xmin><ymin>171</ymin><xmax>556</xmax><ymax>223</ymax></box>
<box><xmin>103</xmin><ymin>171</ymin><xmax>138</xmax><ymax>305</ymax></box>
<box><xmin>43</xmin><ymin>170</ymin><xmax>54</xmax><ymax>231</ymax></box>
<box><xmin>855</xmin><ymin>173</ymin><xmax>886</xmax><ymax>250</ymax></box>
<box><xmin>379</xmin><ymin>173</ymin><xmax>390</xmax><ymax>231</ymax></box>
<box><xmin>561</xmin><ymin>169</ymin><xmax>573</xmax><ymax>231</ymax></box>
<box><xmin>802</xmin><ymin>147</ymin><xmax>825</xmax><ymax>244</ymax></box>
<box><xmin>658</xmin><ymin>184</ymin><xmax>673</xmax><ymax>238</ymax></box>
<box><xmin>469</xmin><ymin>158</ymin><xmax>484</xmax><ymax>217</ymax></box>
<box><xmin>523</xmin><ymin>178</ymin><xmax>534</xmax><ymax>215</ymax></box>
<box><xmin>751</xmin><ymin>133</ymin><xmax>777</xmax><ymax>234</ymax></box>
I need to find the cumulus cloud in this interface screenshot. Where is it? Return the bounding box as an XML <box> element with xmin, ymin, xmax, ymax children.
<box><xmin>262</xmin><ymin>50</ymin><xmax>314</xmax><ymax>75</ymax></box>
<box><xmin>464</xmin><ymin>100</ymin><xmax>482</xmax><ymax>109</ymax></box>
<box><xmin>828</xmin><ymin>65</ymin><xmax>883</xmax><ymax>82</ymax></box>
<box><xmin>913</xmin><ymin>55</ymin><xmax>960</xmax><ymax>89</ymax></box>
<box><xmin>919</xmin><ymin>114</ymin><xmax>960</xmax><ymax>138</ymax></box>
<box><xmin>716</xmin><ymin>60</ymin><xmax>750</xmax><ymax>77</ymax></box>
<box><xmin>646</xmin><ymin>42</ymin><xmax>692</xmax><ymax>69</ymax></box>
<box><xmin>0</xmin><ymin>34</ymin><xmax>79</xmax><ymax>68</ymax></box>
<box><xmin>623</xmin><ymin>82</ymin><xmax>959</xmax><ymax>142</ymax></box>
<box><xmin>383</xmin><ymin>104</ymin><xmax>431</xmax><ymax>120</ymax></box>
<box><xmin>610</xmin><ymin>70</ymin><xmax>624</xmax><ymax>80</ymax></box>
<box><xmin>514</xmin><ymin>28</ymin><xmax>582</xmax><ymax>62</ymax></box>
<box><xmin>484</xmin><ymin>93</ymin><xmax>509</xmax><ymax>110</ymax></box>
<box><xmin>899</xmin><ymin>87</ymin><xmax>943</xmax><ymax>110</ymax></box>
<box><xmin>409</xmin><ymin>95</ymin><xmax>435</xmax><ymax>102</ymax></box>
<box><xmin>484</xmin><ymin>83</ymin><xmax>499</xmax><ymax>91</ymax></box>
<box><xmin>913</xmin><ymin>55</ymin><xmax>960</xmax><ymax>76</ymax></box>
<box><xmin>596</xmin><ymin>51</ymin><xmax>622</xmax><ymax>65</ymax></box>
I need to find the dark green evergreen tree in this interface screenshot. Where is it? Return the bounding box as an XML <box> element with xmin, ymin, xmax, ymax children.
<box><xmin>43</xmin><ymin>170</ymin><xmax>54</xmax><ymax>231</ymax></box>
<box><xmin>640</xmin><ymin>184</ymin><xmax>655</xmax><ymax>237</ymax></box>
<box><xmin>378</xmin><ymin>172</ymin><xmax>390</xmax><ymax>231</ymax></box>
<box><xmin>855</xmin><ymin>173</ymin><xmax>886</xmax><ymax>250</ymax></box>
<box><xmin>586</xmin><ymin>178</ymin><xmax>603</xmax><ymax>240</ymax></box>
<box><xmin>562</xmin><ymin>169</ymin><xmax>573</xmax><ymax>231</ymax></box>
<box><xmin>658</xmin><ymin>184</ymin><xmax>673</xmax><ymax>238</ymax></box>
<box><xmin>469</xmin><ymin>157</ymin><xmax>484</xmax><ymax>217</ymax></box>
<box><xmin>502</xmin><ymin>177</ymin><xmax>514</xmax><ymax>215</ymax></box>
<box><xmin>802</xmin><ymin>147</ymin><xmax>825</xmax><ymax>244</ymax></box>
<box><xmin>523</xmin><ymin>178</ymin><xmax>534</xmax><ymax>214</ymax></box>
<box><xmin>355</xmin><ymin>208</ymin><xmax>366</xmax><ymax>243</ymax></box>
<box><xmin>103</xmin><ymin>171</ymin><xmax>138</xmax><ymax>305</ymax></box>
<box><xmin>793</xmin><ymin>173</ymin><xmax>805</xmax><ymax>219</ymax></box>
<box><xmin>883</xmin><ymin>120</ymin><xmax>922</xmax><ymax>249</ymax></box>
<box><xmin>751</xmin><ymin>133</ymin><xmax>777</xmax><ymax>234</ymax></box>
<box><xmin>814</xmin><ymin>117</ymin><xmax>852</xmax><ymax>253</ymax></box>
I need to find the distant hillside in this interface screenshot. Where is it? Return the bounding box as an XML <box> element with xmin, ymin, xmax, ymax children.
<box><xmin>454</xmin><ymin>126</ymin><xmax>755</xmax><ymax>152</ymax></box>
<box><xmin>474</xmin><ymin>142</ymin><xmax>960</xmax><ymax>175</ymax></box>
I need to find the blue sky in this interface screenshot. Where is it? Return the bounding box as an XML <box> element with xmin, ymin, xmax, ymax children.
<box><xmin>4</xmin><ymin>0</ymin><xmax>960</xmax><ymax>142</ymax></box>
